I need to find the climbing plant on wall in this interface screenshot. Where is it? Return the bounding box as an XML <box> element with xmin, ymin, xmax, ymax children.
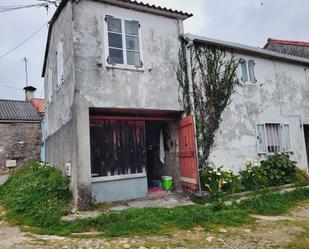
<box><xmin>177</xmin><ymin>37</ymin><xmax>240</xmax><ymax>168</ymax></box>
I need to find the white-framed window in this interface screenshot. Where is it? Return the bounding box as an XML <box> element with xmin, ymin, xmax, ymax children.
<box><xmin>105</xmin><ymin>15</ymin><xmax>143</xmax><ymax>68</ymax></box>
<box><xmin>256</xmin><ymin>123</ymin><xmax>292</xmax><ymax>154</ymax></box>
<box><xmin>56</xmin><ymin>38</ymin><xmax>64</xmax><ymax>88</ymax></box>
<box><xmin>47</xmin><ymin>66</ymin><xmax>53</xmax><ymax>103</ymax></box>
<box><xmin>239</xmin><ymin>58</ymin><xmax>257</xmax><ymax>83</ymax></box>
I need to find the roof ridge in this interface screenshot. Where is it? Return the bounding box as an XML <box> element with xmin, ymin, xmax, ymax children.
<box><xmin>0</xmin><ymin>99</ymin><xmax>27</xmax><ymax>102</ymax></box>
<box><xmin>265</xmin><ymin>38</ymin><xmax>309</xmax><ymax>48</ymax></box>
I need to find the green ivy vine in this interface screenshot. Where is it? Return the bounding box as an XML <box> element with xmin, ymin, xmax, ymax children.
<box><xmin>177</xmin><ymin>37</ymin><xmax>240</xmax><ymax>168</ymax></box>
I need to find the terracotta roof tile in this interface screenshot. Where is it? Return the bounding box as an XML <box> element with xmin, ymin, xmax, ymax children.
<box><xmin>30</xmin><ymin>98</ymin><xmax>45</xmax><ymax>114</ymax></box>
<box><xmin>264</xmin><ymin>38</ymin><xmax>309</xmax><ymax>49</ymax></box>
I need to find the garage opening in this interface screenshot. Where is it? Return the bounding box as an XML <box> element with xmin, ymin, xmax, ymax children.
<box><xmin>89</xmin><ymin>109</ymin><xmax>185</xmax><ymax>201</ymax></box>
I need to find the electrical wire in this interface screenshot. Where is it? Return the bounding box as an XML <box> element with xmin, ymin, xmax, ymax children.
<box><xmin>0</xmin><ymin>85</ymin><xmax>23</xmax><ymax>91</ymax></box>
<box><xmin>0</xmin><ymin>23</ymin><xmax>47</xmax><ymax>59</ymax></box>
<box><xmin>0</xmin><ymin>3</ymin><xmax>48</xmax><ymax>13</ymax></box>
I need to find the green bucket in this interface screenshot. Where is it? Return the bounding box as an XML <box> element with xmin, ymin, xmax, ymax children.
<box><xmin>162</xmin><ymin>176</ymin><xmax>173</xmax><ymax>191</ymax></box>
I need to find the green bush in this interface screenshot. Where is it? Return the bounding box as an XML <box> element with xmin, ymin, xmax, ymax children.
<box><xmin>239</xmin><ymin>161</ymin><xmax>268</xmax><ymax>191</ymax></box>
<box><xmin>0</xmin><ymin>160</ymin><xmax>71</xmax><ymax>228</ymax></box>
<box><xmin>293</xmin><ymin>168</ymin><xmax>309</xmax><ymax>186</ymax></box>
<box><xmin>201</xmin><ymin>164</ymin><xmax>242</xmax><ymax>199</ymax></box>
<box><xmin>260</xmin><ymin>153</ymin><xmax>297</xmax><ymax>186</ymax></box>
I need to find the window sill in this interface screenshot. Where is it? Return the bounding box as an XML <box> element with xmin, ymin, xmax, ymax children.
<box><xmin>106</xmin><ymin>64</ymin><xmax>144</xmax><ymax>72</ymax></box>
<box><xmin>91</xmin><ymin>173</ymin><xmax>146</xmax><ymax>183</ymax></box>
<box><xmin>258</xmin><ymin>151</ymin><xmax>294</xmax><ymax>156</ymax></box>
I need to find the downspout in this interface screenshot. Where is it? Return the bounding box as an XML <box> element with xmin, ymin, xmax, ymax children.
<box><xmin>184</xmin><ymin>36</ymin><xmax>203</xmax><ymax>196</ymax></box>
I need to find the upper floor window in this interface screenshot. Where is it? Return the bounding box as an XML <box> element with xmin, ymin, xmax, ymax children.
<box><xmin>256</xmin><ymin>123</ymin><xmax>292</xmax><ymax>154</ymax></box>
<box><xmin>239</xmin><ymin>58</ymin><xmax>257</xmax><ymax>83</ymax></box>
<box><xmin>105</xmin><ymin>16</ymin><xmax>143</xmax><ymax>68</ymax></box>
<box><xmin>56</xmin><ymin>38</ymin><xmax>64</xmax><ymax>88</ymax></box>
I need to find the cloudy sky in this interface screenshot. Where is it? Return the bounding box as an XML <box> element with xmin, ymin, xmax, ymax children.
<box><xmin>0</xmin><ymin>0</ymin><xmax>309</xmax><ymax>100</ymax></box>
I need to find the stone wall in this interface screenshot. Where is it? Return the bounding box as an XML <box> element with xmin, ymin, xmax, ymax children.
<box><xmin>0</xmin><ymin>122</ymin><xmax>41</xmax><ymax>172</ymax></box>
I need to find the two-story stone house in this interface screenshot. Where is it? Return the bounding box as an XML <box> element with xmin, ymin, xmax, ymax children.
<box><xmin>42</xmin><ymin>0</ymin><xmax>195</xmax><ymax>209</ymax></box>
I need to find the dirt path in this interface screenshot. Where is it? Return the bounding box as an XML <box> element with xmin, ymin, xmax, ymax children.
<box><xmin>1</xmin><ymin>202</ymin><xmax>309</xmax><ymax>249</ymax></box>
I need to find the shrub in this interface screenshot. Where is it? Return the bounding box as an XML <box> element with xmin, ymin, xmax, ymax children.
<box><xmin>293</xmin><ymin>168</ymin><xmax>309</xmax><ymax>186</ymax></box>
<box><xmin>239</xmin><ymin>160</ymin><xmax>268</xmax><ymax>191</ymax></box>
<box><xmin>260</xmin><ymin>153</ymin><xmax>297</xmax><ymax>186</ymax></box>
<box><xmin>202</xmin><ymin>164</ymin><xmax>242</xmax><ymax>199</ymax></box>
<box><xmin>0</xmin><ymin>160</ymin><xmax>71</xmax><ymax>228</ymax></box>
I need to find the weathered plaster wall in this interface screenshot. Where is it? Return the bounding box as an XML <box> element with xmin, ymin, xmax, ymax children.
<box><xmin>69</xmin><ymin>1</ymin><xmax>184</xmax><ymax>205</ymax></box>
<box><xmin>266</xmin><ymin>44</ymin><xmax>309</xmax><ymax>59</ymax></box>
<box><xmin>0</xmin><ymin>122</ymin><xmax>41</xmax><ymax>172</ymax></box>
<box><xmin>44</xmin><ymin>1</ymin><xmax>82</xmax><ymax>207</ymax></box>
<box><xmin>72</xmin><ymin>0</ymin><xmax>183</xmax><ymax>111</ymax></box>
<box><xmin>44</xmin><ymin>0</ymin><xmax>75</xmax><ymax>137</ymax></box>
<box><xmin>208</xmin><ymin>52</ymin><xmax>309</xmax><ymax>172</ymax></box>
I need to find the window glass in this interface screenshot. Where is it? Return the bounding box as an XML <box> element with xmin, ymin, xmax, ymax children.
<box><xmin>109</xmin><ymin>48</ymin><xmax>124</xmax><ymax>64</ymax></box>
<box><xmin>108</xmin><ymin>33</ymin><xmax>123</xmax><ymax>48</ymax></box>
<box><xmin>125</xmin><ymin>20</ymin><xmax>139</xmax><ymax>36</ymax></box>
<box><xmin>126</xmin><ymin>36</ymin><xmax>139</xmax><ymax>51</ymax></box>
<box><xmin>266</xmin><ymin>124</ymin><xmax>282</xmax><ymax>153</ymax></box>
<box><xmin>107</xmin><ymin>17</ymin><xmax>121</xmax><ymax>33</ymax></box>
<box><xmin>127</xmin><ymin>51</ymin><xmax>141</xmax><ymax>66</ymax></box>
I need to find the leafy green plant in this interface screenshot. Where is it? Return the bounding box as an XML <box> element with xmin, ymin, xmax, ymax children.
<box><xmin>0</xmin><ymin>160</ymin><xmax>71</xmax><ymax>228</ymax></box>
<box><xmin>293</xmin><ymin>168</ymin><xmax>309</xmax><ymax>186</ymax></box>
<box><xmin>202</xmin><ymin>164</ymin><xmax>242</xmax><ymax>199</ymax></box>
<box><xmin>239</xmin><ymin>160</ymin><xmax>268</xmax><ymax>191</ymax></box>
<box><xmin>260</xmin><ymin>153</ymin><xmax>297</xmax><ymax>186</ymax></box>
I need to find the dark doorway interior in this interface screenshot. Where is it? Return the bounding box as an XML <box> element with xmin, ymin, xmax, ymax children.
<box><xmin>304</xmin><ymin>125</ymin><xmax>309</xmax><ymax>170</ymax></box>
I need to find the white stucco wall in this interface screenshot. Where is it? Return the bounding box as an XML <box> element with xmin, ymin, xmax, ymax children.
<box><xmin>208</xmin><ymin>52</ymin><xmax>309</xmax><ymax>172</ymax></box>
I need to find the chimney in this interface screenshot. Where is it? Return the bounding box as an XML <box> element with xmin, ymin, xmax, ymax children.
<box><xmin>23</xmin><ymin>86</ymin><xmax>36</xmax><ymax>102</ymax></box>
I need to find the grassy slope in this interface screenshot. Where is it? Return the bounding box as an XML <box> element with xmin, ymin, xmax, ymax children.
<box><xmin>0</xmin><ymin>161</ymin><xmax>309</xmax><ymax>237</ymax></box>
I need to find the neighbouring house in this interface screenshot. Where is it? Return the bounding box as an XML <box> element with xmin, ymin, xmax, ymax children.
<box><xmin>264</xmin><ymin>38</ymin><xmax>309</xmax><ymax>59</ymax></box>
<box><xmin>42</xmin><ymin>0</ymin><xmax>309</xmax><ymax>209</ymax></box>
<box><xmin>30</xmin><ymin>98</ymin><xmax>46</xmax><ymax>161</ymax></box>
<box><xmin>183</xmin><ymin>35</ymin><xmax>309</xmax><ymax>173</ymax></box>
<box><xmin>0</xmin><ymin>87</ymin><xmax>42</xmax><ymax>173</ymax></box>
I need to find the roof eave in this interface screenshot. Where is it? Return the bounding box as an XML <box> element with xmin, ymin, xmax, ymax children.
<box><xmin>184</xmin><ymin>33</ymin><xmax>309</xmax><ymax>67</ymax></box>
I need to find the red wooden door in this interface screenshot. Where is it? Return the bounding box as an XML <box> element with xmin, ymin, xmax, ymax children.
<box><xmin>177</xmin><ymin>115</ymin><xmax>199</xmax><ymax>190</ymax></box>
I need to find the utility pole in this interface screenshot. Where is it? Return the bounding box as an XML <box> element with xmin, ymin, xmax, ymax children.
<box><xmin>23</xmin><ymin>57</ymin><xmax>28</xmax><ymax>87</ymax></box>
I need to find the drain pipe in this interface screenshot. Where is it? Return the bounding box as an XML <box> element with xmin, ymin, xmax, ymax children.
<box><xmin>184</xmin><ymin>35</ymin><xmax>203</xmax><ymax>197</ymax></box>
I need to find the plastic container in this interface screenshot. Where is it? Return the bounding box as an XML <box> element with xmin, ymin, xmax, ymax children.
<box><xmin>161</xmin><ymin>176</ymin><xmax>173</xmax><ymax>191</ymax></box>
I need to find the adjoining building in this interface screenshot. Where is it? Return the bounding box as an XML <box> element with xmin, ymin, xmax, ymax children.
<box><xmin>0</xmin><ymin>87</ymin><xmax>42</xmax><ymax>173</ymax></box>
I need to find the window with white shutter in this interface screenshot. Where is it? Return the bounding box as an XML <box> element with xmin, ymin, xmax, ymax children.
<box><xmin>239</xmin><ymin>58</ymin><xmax>257</xmax><ymax>84</ymax></box>
<box><xmin>57</xmin><ymin>38</ymin><xmax>64</xmax><ymax>88</ymax></box>
<box><xmin>256</xmin><ymin>123</ymin><xmax>292</xmax><ymax>154</ymax></box>
<box><xmin>256</xmin><ymin>124</ymin><xmax>267</xmax><ymax>154</ymax></box>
